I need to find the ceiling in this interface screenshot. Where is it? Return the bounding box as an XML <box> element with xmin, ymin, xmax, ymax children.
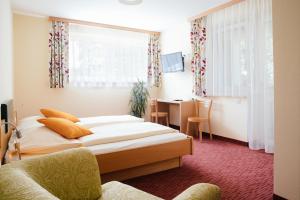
<box><xmin>11</xmin><ymin>0</ymin><xmax>229</xmax><ymax>31</ymax></box>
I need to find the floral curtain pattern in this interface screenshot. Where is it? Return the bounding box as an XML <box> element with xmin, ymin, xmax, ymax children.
<box><xmin>49</xmin><ymin>21</ymin><xmax>69</xmax><ymax>88</ymax></box>
<box><xmin>191</xmin><ymin>17</ymin><xmax>207</xmax><ymax>96</ymax></box>
<box><xmin>148</xmin><ymin>34</ymin><xmax>162</xmax><ymax>87</ymax></box>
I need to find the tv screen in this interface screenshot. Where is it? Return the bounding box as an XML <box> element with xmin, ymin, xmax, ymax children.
<box><xmin>161</xmin><ymin>52</ymin><xmax>184</xmax><ymax>73</ymax></box>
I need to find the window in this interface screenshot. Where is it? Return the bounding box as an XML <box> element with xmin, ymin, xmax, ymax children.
<box><xmin>206</xmin><ymin>20</ymin><xmax>249</xmax><ymax>96</ymax></box>
<box><xmin>69</xmin><ymin>24</ymin><xmax>148</xmax><ymax>87</ymax></box>
<box><xmin>205</xmin><ymin>1</ymin><xmax>273</xmax><ymax>97</ymax></box>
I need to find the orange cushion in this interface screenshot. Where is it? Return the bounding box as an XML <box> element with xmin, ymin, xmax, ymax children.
<box><xmin>37</xmin><ymin>118</ymin><xmax>92</xmax><ymax>139</ymax></box>
<box><xmin>40</xmin><ymin>108</ymin><xmax>80</xmax><ymax>123</ymax></box>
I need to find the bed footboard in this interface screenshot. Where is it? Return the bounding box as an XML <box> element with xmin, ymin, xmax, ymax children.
<box><xmin>96</xmin><ymin>136</ymin><xmax>193</xmax><ymax>182</ymax></box>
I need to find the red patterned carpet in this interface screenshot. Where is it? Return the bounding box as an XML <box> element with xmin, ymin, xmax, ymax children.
<box><xmin>125</xmin><ymin>137</ymin><xmax>273</xmax><ymax>200</ymax></box>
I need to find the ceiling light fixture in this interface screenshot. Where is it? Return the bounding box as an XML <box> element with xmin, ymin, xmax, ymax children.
<box><xmin>119</xmin><ymin>0</ymin><xmax>143</xmax><ymax>5</ymax></box>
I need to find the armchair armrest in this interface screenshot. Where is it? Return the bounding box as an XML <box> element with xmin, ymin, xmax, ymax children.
<box><xmin>173</xmin><ymin>183</ymin><xmax>220</xmax><ymax>200</ymax></box>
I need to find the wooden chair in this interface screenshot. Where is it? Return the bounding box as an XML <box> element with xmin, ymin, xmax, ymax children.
<box><xmin>150</xmin><ymin>99</ymin><xmax>169</xmax><ymax>126</ymax></box>
<box><xmin>186</xmin><ymin>99</ymin><xmax>212</xmax><ymax>141</ymax></box>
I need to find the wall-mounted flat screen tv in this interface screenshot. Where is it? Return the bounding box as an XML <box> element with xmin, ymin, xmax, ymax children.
<box><xmin>161</xmin><ymin>52</ymin><xmax>184</xmax><ymax>73</ymax></box>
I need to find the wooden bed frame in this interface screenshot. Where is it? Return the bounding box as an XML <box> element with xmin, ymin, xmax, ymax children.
<box><xmin>0</xmin><ymin>100</ymin><xmax>193</xmax><ymax>181</ymax></box>
<box><xmin>98</xmin><ymin>136</ymin><xmax>193</xmax><ymax>182</ymax></box>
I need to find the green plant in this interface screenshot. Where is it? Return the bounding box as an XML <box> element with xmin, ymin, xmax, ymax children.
<box><xmin>129</xmin><ymin>80</ymin><xmax>150</xmax><ymax>118</ymax></box>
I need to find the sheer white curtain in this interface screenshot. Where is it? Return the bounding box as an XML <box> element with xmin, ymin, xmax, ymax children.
<box><xmin>206</xmin><ymin>0</ymin><xmax>274</xmax><ymax>153</ymax></box>
<box><xmin>69</xmin><ymin>24</ymin><xmax>148</xmax><ymax>87</ymax></box>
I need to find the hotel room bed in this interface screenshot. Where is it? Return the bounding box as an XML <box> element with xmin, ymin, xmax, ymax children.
<box><xmin>15</xmin><ymin>121</ymin><xmax>179</xmax><ymax>154</ymax></box>
<box><xmin>13</xmin><ymin>129</ymin><xmax>192</xmax><ymax>182</ymax></box>
<box><xmin>1</xmin><ymin>101</ymin><xmax>193</xmax><ymax>182</ymax></box>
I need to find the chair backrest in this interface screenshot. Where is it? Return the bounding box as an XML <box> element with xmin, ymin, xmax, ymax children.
<box><xmin>194</xmin><ymin>99</ymin><xmax>212</xmax><ymax>119</ymax></box>
<box><xmin>150</xmin><ymin>98</ymin><xmax>158</xmax><ymax>113</ymax></box>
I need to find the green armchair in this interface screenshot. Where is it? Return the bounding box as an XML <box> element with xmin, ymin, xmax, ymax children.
<box><xmin>0</xmin><ymin>148</ymin><xmax>220</xmax><ymax>200</ymax></box>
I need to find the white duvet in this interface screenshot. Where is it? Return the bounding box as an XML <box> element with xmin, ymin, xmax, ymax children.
<box><xmin>13</xmin><ymin>121</ymin><xmax>177</xmax><ymax>155</ymax></box>
<box><xmin>79</xmin><ymin>122</ymin><xmax>177</xmax><ymax>146</ymax></box>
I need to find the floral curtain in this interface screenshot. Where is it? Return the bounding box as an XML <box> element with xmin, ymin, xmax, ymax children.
<box><xmin>148</xmin><ymin>33</ymin><xmax>162</xmax><ymax>87</ymax></box>
<box><xmin>49</xmin><ymin>21</ymin><xmax>69</xmax><ymax>88</ymax></box>
<box><xmin>191</xmin><ymin>17</ymin><xmax>207</xmax><ymax>96</ymax></box>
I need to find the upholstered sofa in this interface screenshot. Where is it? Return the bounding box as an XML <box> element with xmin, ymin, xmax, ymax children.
<box><xmin>0</xmin><ymin>148</ymin><xmax>220</xmax><ymax>200</ymax></box>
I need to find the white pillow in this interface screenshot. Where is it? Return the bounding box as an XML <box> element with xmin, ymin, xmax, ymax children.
<box><xmin>17</xmin><ymin>115</ymin><xmax>43</xmax><ymax>131</ymax></box>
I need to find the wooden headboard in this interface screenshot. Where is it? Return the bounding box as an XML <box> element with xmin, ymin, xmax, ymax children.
<box><xmin>0</xmin><ymin>99</ymin><xmax>15</xmax><ymax>164</ymax></box>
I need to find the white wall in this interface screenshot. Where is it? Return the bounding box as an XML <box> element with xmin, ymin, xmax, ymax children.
<box><xmin>0</xmin><ymin>0</ymin><xmax>13</xmax><ymax>103</ymax></box>
<box><xmin>159</xmin><ymin>23</ymin><xmax>248</xmax><ymax>142</ymax></box>
<box><xmin>13</xmin><ymin>14</ymin><xmax>157</xmax><ymax>119</ymax></box>
<box><xmin>159</xmin><ymin>23</ymin><xmax>193</xmax><ymax>100</ymax></box>
<box><xmin>273</xmin><ymin>0</ymin><xmax>300</xmax><ymax>199</ymax></box>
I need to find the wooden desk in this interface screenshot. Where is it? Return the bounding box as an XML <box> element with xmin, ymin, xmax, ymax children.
<box><xmin>156</xmin><ymin>99</ymin><xmax>195</xmax><ymax>134</ymax></box>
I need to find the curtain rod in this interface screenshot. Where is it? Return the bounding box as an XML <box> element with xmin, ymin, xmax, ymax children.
<box><xmin>48</xmin><ymin>17</ymin><xmax>160</xmax><ymax>35</ymax></box>
<box><xmin>188</xmin><ymin>0</ymin><xmax>245</xmax><ymax>21</ymax></box>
